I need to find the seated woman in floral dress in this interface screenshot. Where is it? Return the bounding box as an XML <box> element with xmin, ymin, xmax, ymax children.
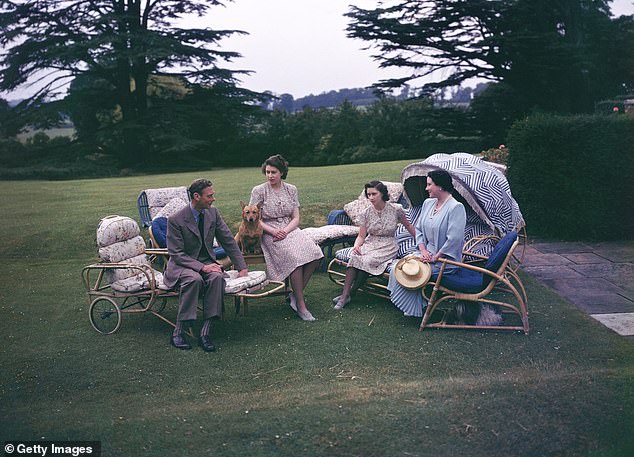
<box><xmin>333</xmin><ymin>180</ymin><xmax>416</xmax><ymax>310</ymax></box>
<box><xmin>249</xmin><ymin>154</ymin><xmax>324</xmax><ymax>321</ymax></box>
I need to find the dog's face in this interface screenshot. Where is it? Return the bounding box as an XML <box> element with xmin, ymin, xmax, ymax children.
<box><xmin>240</xmin><ymin>201</ymin><xmax>262</xmax><ymax>223</ymax></box>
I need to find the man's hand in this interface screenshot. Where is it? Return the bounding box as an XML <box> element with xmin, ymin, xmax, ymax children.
<box><xmin>238</xmin><ymin>268</ymin><xmax>249</xmax><ymax>278</ymax></box>
<box><xmin>202</xmin><ymin>263</ymin><xmax>223</xmax><ymax>274</ymax></box>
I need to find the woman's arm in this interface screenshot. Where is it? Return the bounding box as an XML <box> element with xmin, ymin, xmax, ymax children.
<box><xmin>402</xmin><ymin>217</ymin><xmax>416</xmax><ymax>239</ymax></box>
<box><xmin>352</xmin><ymin>226</ymin><xmax>368</xmax><ymax>255</ymax></box>
<box><xmin>271</xmin><ymin>206</ymin><xmax>300</xmax><ymax>241</ymax></box>
<box><xmin>415</xmin><ymin>202</ymin><xmax>433</xmax><ymax>262</ymax></box>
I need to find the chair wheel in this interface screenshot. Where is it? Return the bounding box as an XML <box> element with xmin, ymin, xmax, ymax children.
<box><xmin>89</xmin><ymin>297</ymin><xmax>122</xmax><ymax>334</ymax></box>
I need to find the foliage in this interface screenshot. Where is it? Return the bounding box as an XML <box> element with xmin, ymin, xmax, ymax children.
<box><xmin>507</xmin><ymin>113</ymin><xmax>634</xmax><ymax>240</ymax></box>
<box><xmin>0</xmin><ymin>0</ymin><xmax>251</xmax><ymax>164</ymax></box>
<box><xmin>258</xmin><ymin>97</ymin><xmax>485</xmax><ymax>167</ymax></box>
<box><xmin>345</xmin><ymin>0</ymin><xmax>634</xmax><ymax>113</ymax></box>
<box><xmin>0</xmin><ymin>97</ymin><xmax>21</xmax><ymax>137</ymax></box>
<box><xmin>1</xmin><ymin>163</ymin><xmax>634</xmax><ymax>456</ymax></box>
<box><xmin>468</xmin><ymin>82</ymin><xmax>533</xmax><ymax>145</ymax></box>
<box><xmin>478</xmin><ymin>145</ymin><xmax>510</xmax><ymax>166</ymax></box>
<box><xmin>0</xmin><ymin>132</ymin><xmax>122</xmax><ymax>180</ymax></box>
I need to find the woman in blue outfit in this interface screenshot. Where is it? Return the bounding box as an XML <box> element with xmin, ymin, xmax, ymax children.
<box><xmin>387</xmin><ymin>169</ymin><xmax>466</xmax><ymax>317</ymax></box>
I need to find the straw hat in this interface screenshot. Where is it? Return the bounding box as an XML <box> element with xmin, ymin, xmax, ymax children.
<box><xmin>394</xmin><ymin>256</ymin><xmax>432</xmax><ymax>289</ymax></box>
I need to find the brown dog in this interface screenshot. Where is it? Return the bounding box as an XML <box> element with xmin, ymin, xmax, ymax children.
<box><xmin>235</xmin><ymin>201</ymin><xmax>263</xmax><ymax>255</ymax></box>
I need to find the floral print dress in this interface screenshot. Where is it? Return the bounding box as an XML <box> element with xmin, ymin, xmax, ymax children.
<box><xmin>249</xmin><ymin>182</ymin><xmax>323</xmax><ymax>281</ymax></box>
<box><xmin>347</xmin><ymin>202</ymin><xmax>406</xmax><ymax>276</ymax></box>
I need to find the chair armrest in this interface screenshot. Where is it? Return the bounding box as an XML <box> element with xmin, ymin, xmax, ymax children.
<box><xmin>327</xmin><ymin>209</ymin><xmax>352</xmax><ymax>226</ymax></box>
<box><xmin>145</xmin><ymin>247</ymin><xmax>168</xmax><ymax>256</ymax></box>
<box><xmin>434</xmin><ymin>257</ymin><xmax>504</xmax><ymax>283</ymax></box>
<box><xmin>82</xmin><ymin>262</ymin><xmax>162</xmax><ymax>292</ymax></box>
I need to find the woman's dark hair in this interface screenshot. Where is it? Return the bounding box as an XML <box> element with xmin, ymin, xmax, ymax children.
<box><xmin>364</xmin><ymin>180</ymin><xmax>389</xmax><ymax>201</ymax></box>
<box><xmin>261</xmin><ymin>154</ymin><xmax>289</xmax><ymax>179</ymax></box>
<box><xmin>427</xmin><ymin>169</ymin><xmax>455</xmax><ymax>193</ymax></box>
<box><xmin>188</xmin><ymin>178</ymin><xmax>213</xmax><ymax>199</ymax></box>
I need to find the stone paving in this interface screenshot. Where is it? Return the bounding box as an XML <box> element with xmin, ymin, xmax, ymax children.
<box><xmin>522</xmin><ymin>240</ymin><xmax>634</xmax><ymax>337</ymax></box>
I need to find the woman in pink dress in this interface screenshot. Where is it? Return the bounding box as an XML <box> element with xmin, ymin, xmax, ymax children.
<box><xmin>249</xmin><ymin>155</ymin><xmax>324</xmax><ymax>321</ymax></box>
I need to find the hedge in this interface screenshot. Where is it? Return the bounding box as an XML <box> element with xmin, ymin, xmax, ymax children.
<box><xmin>507</xmin><ymin>114</ymin><xmax>634</xmax><ymax>240</ymax></box>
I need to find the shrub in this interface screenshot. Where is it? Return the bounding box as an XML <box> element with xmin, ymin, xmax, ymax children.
<box><xmin>507</xmin><ymin>114</ymin><xmax>634</xmax><ymax>240</ymax></box>
<box><xmin>478</xmin><ymin>145</ymin><xmax>509</xmax><ymax>166</ymax></box>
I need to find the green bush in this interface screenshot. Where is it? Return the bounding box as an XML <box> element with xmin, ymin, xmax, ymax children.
<box><xmin>0</xmin><ymin>136</ymin><xmax>120</xmax><ymax>180</ymax></box>
<box><xmin>507</xmin><ymin>114</ymin><xmax>634</xmax><ymax>240</ymax></box>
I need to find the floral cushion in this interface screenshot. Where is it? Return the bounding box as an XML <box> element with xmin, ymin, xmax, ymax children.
<box><xmin>98</xmin><ymin>235</ymin><xmax>146</xmax><ymax>263</ymax></box>
<box><xmin>97</xmin><ymin>216</ymin><xmax>141</xmax><ymax>248</ymax></box>
<box><xmin>145</xmin><ymin>186</ymin><xmax>189</xmax><ymax>219</ymax></box>
<box><xmin>105</xmin><ymin>253</ymin><xmax>152</xmax><ymax>284</ymax></box>
<box><xmin>224</xmin><ymin>270</ymin><xmax>268</xmax><ymax>294</ymax></box>
<box><xmin>343</xmin><ymin>199</ymin><xmax>371</xmax><ymax>226</ymax></box>
<box><xmin>96</xmin><ymin>216</ymin><xmax>154</xmax><ymax>285</ymax></box>
<box><xmin>155</xmin><ymin>197</ymin><xmax>188</xmax><ymax>220</ymax></box>
<box><xmin>344</xmin><ymin>181</ymin><xmax>404</xmax><ymax>226</ymax></box>
<box><xmin>302</xmin><ymin>225</ymin><xmax>359</xmax><ymax>245</ymax></box>
<box><xmin>111</xmin><ymin>268</ymin><xmax>169</xmax><ymax>293</ymax></box>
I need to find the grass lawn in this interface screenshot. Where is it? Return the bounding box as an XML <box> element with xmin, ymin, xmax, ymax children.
<box><xmin>1</xmin><ymin>160</ymin><xmax>633</xmax><ymax>457</ymax></box>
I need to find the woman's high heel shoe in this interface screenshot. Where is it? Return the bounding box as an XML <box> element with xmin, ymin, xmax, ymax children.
<box><xmin>334</xmin><ymin>296</ymin><xmax>351</xmax><ymax>310</ymax></box>
<box><xmin>298</xmin><ymin>309</ymin><xmax>316</xmax><ymax>321</ymax></box>
<box><xmin>287</xmin><ymin>291</ymin><xmax>297</xmax><ymax>312</ymax></box>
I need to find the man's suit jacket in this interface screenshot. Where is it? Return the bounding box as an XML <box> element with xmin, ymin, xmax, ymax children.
<box><xmin>163</xmin><ymin>205</ymin><xmax>247</xmax><ymax>289</ymax></box>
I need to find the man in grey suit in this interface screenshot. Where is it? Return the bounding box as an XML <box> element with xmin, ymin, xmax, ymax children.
<box><xmin>164</xmin><ymin>178</ymin><xmax>248</xmax><ymax>352</ymax></box>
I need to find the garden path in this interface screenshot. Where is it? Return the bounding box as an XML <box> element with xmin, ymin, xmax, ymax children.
<box><xmin>522</xmin><ymin>240</ymin><xmax>634</xmax><ymax>337</ymax></box>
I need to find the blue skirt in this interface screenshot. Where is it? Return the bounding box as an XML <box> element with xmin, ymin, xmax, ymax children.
<box><xmin>387</xmin><ymin>260</ymin><xmax>456</xmax><ymax>317</ymax></box>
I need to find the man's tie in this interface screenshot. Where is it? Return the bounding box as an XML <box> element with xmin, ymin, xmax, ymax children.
<box><xmin>198</xmin><ymin>211</ymin><xmax>205</xmax><ymax>240</ymax></box>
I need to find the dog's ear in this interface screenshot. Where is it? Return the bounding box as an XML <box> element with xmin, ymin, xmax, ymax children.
<box><xmin>256</xmin><ymin>201</ymin><xmax>263</xmax><ymax>210</ymax></box>
<box><xmin>240</xmin><ymin>201</ymin><xmax>246</xmax><ymax>209</ymax></box>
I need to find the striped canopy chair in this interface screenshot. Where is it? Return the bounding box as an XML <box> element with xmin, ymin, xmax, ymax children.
<box><xmin>401</xmin><ymin>153</ymin><xmax>526</xmax><ymax>267</ymax></box>
<box><xmin>328</xmin><ymin>153</ymin><xmax>527</xmax><ymax>320</ymax></box>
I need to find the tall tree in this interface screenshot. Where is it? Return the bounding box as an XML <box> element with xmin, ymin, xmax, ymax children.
<box><xmin>0</xmin><ymin>0</ymin><xmax>249</xmax><ymax>164</ymax></box>
<box><xmin>346</xmin><ymin>0</ymin><xmax>634</xmax><ymax>113</ymax></box>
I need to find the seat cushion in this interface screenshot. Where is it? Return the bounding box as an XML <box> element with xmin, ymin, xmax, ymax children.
<box><xmin>485</xmin><ymin>231</ymin><xmax>518</xmax><ymax>273</ymax></box>
<box><xmin>438</xmin><ymin>267</ymin><xmax>484</xmax><ymax>294</ymax></box>
<box><xmin>97</xmin><ymin>216</ymin><xmax>141</xmax><ymax>248</ymax></box>
<box><xmin>224</xmin><ymin>270</ymin><xmax>268</xmax><ymax>294</ymax></box>
<box><xmin>303</xmin><ymin>225</ymin><xmax>360</xmax><ymax>245</ymax></box>
<box><xmin>111</xmin><ymin>268</ymin><xmax>169</xmax><ymax>293</ymax></box>
<box><xmin>151</xmin><ymin>217</ymin><xmax>169</xmax><ymax>248</ymax></box>
<box><xmin>155</xmin><ymin>197</ymin><xmax>188</xmax><ymax>220</ymax></box>
<box><xmin>99</xmin><ymin>235</ymin><xmax>146</xmax><ymax>263</ymax></box>
<box><xmin>144</xmin><ymin>186</ymin><xmax>189</xmax><ymax>220</ymax></box>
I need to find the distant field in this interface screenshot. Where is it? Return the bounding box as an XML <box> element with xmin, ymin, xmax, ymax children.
<box><xmin>16</xmin><ymin>126</ymin><xmax>75</xmax><ymax>142</ymax></box>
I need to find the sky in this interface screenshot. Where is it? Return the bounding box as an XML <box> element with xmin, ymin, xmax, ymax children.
<box><xmin>4</xmin><ymin>0</ymin><xmax>634</xmax><ymax>100</ymax></box>
<box><xmin>202</xmin><ymin>0</ymin><xmax>634</xmax><ymax>98</ymax></box>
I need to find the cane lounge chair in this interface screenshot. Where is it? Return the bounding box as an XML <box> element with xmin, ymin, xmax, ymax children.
<box><xmin>82</xmin><ymin>216</ymin><xmax>278</xmax><ymax>334</ymax></box>
<box><xmin>421</xmin><ymin>230</ymin><xmax>530</xmax><ymax>334</ymax></box>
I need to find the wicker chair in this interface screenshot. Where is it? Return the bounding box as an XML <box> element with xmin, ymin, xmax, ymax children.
<box><xmin>82</xmin><ymin>216</ymin><xmax>278</xmax><ymax>334</ymax></box>
<box><xmin>421</xmin><ymin>230</ymin><xmax>529</xmax><ymax>334</ymax></box>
